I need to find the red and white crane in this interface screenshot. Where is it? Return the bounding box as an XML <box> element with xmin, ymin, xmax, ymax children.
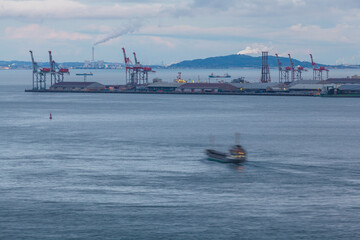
<box><xmin>122</xmin><ymin>47</ymin><xmax>134</xmax><ymax>85</ymax></box>
<box><xmin>295</xmin><ymin>65</ymin><xmax>305</xmax><ymax>81</ymax></box>
<box><xmin>133</xmin><ymin>52</ymin><xmax>140</xmax><ymax>65</ymax></box>
<box><xmin>288</xmin><ymin>54</ymin><xmax>306</xmax><ymax>82</ymax></box>
<box><xmin>288</xmin><ymin>54</ymin><xmax>295</xmax><ymax>82</ymax></box>
<box><xmin>49</xmin><ymin>51</ymin><xmax>69</xmax><ymax>85</ymax></box>
<box><xmin>134</xmin><ymin>52</ymin><xmax>154</xmax><ymax>86</ymax></box>
<box><xmin>310</xmin><ymin>54</ymin><xmax>329</xmax><ymax>81</ymax></box>
<box><xmin>275</xmin><ymin>53</ymin><xmax>289</xmax><ymax>83</ymax></box>
<box><xmin>122</xmin><ymin>47</ymin><xmax>154</xmax><ymax>86</ymax></box>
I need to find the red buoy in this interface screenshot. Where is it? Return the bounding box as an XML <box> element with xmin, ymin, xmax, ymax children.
<box><xmin>49</xmin><ymin>113</ymin><xmax>52</xmax><ymax>120</ymax></box>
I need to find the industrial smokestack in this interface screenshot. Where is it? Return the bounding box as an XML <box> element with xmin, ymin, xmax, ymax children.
<box><xmin>92</xmin><ymin>47</ymin><xmax>94</xmax><ymax>62</ymax></box>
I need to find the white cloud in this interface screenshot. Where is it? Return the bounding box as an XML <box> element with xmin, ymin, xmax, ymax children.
<box><xmin>148</xmin><ymin>36</ymin><xmax>176</xmax><ymax>48</ymax></box>
<box><xmin>5</xmin><ymin>24</ymin><xmax>92</xmax><ymax>40</ymax></box>
<box><xmin>140</xmin><ymin>25</ymin><xmax>250</xmax><ymax>37</ymax></box>
<box><xmin>1</xmin><ymin>0</ymin><xmax>360</xmax><ymax>64</ymax></box>
<box><xmin>0</xmin><ymin>0</ymin><xmax>163</xmax><ymax>19</ymax></box>
<box><xmin>81</xmin><ymin>24</ymin><xmax>113</xmax><ymax>34</ymax></box>
<box><xmin>292</xmin><ymin>0</ymin><xmax>306</xmax><ymax>6</ymax></box>
<box><xmin>277</xmin><ymin>0</ymin><xmax>305</xmax><ymax>6</ymax></box>
<box><xmin>286</xmin><ymin>24</ymin><xmax>354</xmax><ymax>44</ymax></box>
<box><xmin>237</xmin><ymin>44</ymin><xmax>272</xmax><ymax>55</ymax></box>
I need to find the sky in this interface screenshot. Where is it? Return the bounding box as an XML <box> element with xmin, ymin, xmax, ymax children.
<box><xmin>1</xmin><ymin>0</ymin><xmax>360</xmax><ymax>65</ymax></box>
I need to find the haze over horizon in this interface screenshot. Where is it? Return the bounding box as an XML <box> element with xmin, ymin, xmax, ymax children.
<box><xmin>1</xmin><ymin>0</ymin><xmax>360</xmax><ymax>65</ymax></box>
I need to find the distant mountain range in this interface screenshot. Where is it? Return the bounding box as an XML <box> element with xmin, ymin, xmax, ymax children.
<box><xmin>168</xmin><ymin>54</ymin><xmax>316</xmax><ymax>69</ymax></box>
<box><xmin>168</xmin><ymin>54</ymin><xmax>360</xmax><ymax>69</ymax></box>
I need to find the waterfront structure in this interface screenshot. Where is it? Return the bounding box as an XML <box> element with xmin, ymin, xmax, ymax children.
<box><xmin>230</xmin><ymin>82</ymin><xmax>279</xmax><ymax>92</ymax></box>
<box><xmin>325</xmin><ymin>78</ymin><xmax>360</xmax><ymax>84</ymax></box>
<box><xmin>289</xmin><ymin>80</ymin><xmax>321</xmax><ymax>85</ymax></box>
<box><xmin>104</xmin><ymin>85</ymin><xmax>129</xmax><ymax>91</ymax></box>
<box><xmin>177</xmin><ymin>83</ymin><xmax>237</xmax><ymax>93</ymax></box>
<box><xmin>49</xmin><ymin>82</ymin><xmax>105</xmax><ymax>91</ymax></box>
<box><xmin>337</xmin><ymin>84</ymin><xmax>360</xmax><ymax>94</ymax></box>
<box><xmin>322</xmin><ymin>84</ymin><xmax>360</xmax><ymax>96</ymax></box>
<box><xmin>147</xmin><ymin>82</ymin><xmax>184</xmax><ymax>92</ymax></box>
<box><xmin>289</xmin><ymin>84</ymin><xmax>327</xmax><ymax>92</ymax></box>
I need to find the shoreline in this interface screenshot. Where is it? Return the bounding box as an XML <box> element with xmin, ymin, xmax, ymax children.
<box><xmin>24</xmin><ymin>89</ymin><xmax>316</xmax><ymax>97</ymax></box>
<box><xmin>24</xmin><ymin>89</ymin><xmax>360</xmax><ymax>97</ymax></box>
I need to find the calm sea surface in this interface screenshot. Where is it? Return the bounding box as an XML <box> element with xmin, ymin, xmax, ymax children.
<box><xmin>1</xmin><ymin>69</ymin><xmax>360</xmax><ymax>239</ymax></box>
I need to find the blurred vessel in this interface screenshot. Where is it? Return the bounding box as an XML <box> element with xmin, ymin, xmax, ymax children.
<box><xmin>208</xmin><ymin>73</ymin><xmax>231</xmax><ymax>78</ymax></box>
<box><xmin>174</xmin><ymin>72</ymin><xmax>187</xmax><ymax>83</ymax></box>
<box><xmin>205</xmin><ymin>133</ymin><xmax>246</xmax><ymax>164</ymax></box>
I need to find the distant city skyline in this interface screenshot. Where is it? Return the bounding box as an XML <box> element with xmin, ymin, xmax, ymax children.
<box><xmin>1</xmin><ymin>0</ymin><xmax>360</xmax><ymax>65</ymax></box>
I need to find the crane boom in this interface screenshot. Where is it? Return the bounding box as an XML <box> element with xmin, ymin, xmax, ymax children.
<box><xmin>122</xmin><ymin>47</ymin><xmax>127</xmax><ymax>65</ymax></box>
<box><xmin>49</xmin><ymin>51</ymin><xmax>53</xmax><ymax>71</ymax></box>
<box><xmin>288</xmin><ymin>54</ymin><xmax>295</xmax><ymax>82</ymax></box>
<box><xmin>288</xmin><ymin>54</ymin><xmax>294</xmax><ymax>69</ymax></box>
<box><xmin>49</xmin><ymin>51</ymin><xmax>54</xmax><ymax>85</ymax></box>
<box><xmin>310</xmin><ymin>54</ymin><xmax>316</xmax><ymax>69</ymax></box>
<box><xmin>275</xmin><ymin>53</ymin><xmax>282</xmax><ymax>70</ymax></box>
<box><xmin>133</xmin><ymin>52</ymin><xmax>139</xmax><ymax>65</ymax></box>
<box><xmin>29</xmin><ymin>50</ymin><xmax>37</xmax><ymax>73</ymax></box>
<box><xmin>122</xmin><ymin>47</ymin><xmax>132</xmax><ymax>66</ymax></box>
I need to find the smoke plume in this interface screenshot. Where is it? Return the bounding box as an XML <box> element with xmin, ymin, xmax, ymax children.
<box><xmin>94</xmin><ymin>22</ymin><xmax>141</xmax><ymax>46</ymax></box>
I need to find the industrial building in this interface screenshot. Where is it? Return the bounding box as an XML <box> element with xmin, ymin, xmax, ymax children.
<box><xmin>337</xmin><ymin>84</ymin><xmax>360</xmax><ymax>94</ymax></box>
<box><xmin>105</xmin><ymin>85</ymin><xmax>128</xmax><ymax>91</ymax></box>
<box><xmin>50</xmin><ymin>82</ymin><xmax>105</xmax><ymax>91</ymax></box>
<box><xmin>230</xmin><ymin>82</ymin><xmax>279</xmax><ymax>93</ymax></box>
<box><xmin>176</xmin><ymin>83</ymin><xmax>237</xmax><ymax>93</ymax></box>
<box><xmin>325</xmin><ymin>78</ymin><xmax>360</xmax><ymax>84</ymax></box>
<box><xmin>147</xmin><ymin>82</ymin><xmax>184</xmax><ymax>92</ymax></box>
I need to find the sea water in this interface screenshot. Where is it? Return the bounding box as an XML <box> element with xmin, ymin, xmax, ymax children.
<box><xmin>1</xmin><ymin>69</ymin><xmax>360</xmax><ymax>239</ymax></box>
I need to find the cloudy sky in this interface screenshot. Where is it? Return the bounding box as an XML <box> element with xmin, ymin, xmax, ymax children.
<box><xmin>1</xmin><ymin>0</ymin><xmax>360</xmax><ymax>65</ymax></box>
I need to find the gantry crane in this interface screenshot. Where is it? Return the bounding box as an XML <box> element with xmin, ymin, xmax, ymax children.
<box><xmin>310</xmin><ymin>54</ymin><xmax>329</xmax><ymax>81</ymax></box>
<box><xmin>122</xmin><ymin>47</ymin><xmax>154</xmax><ymax>86</ymax></box>
<box><xmin>289</xmin><ymin>54</ymin><xmax>306</xmax><ymax>81</ymax></box>
<box><xmin>134</xmin><ymin>51</ymin><xmax>154</xmax><ymax>85</ymax></box>
<box><xmin>49</xmin><ymin>51</ymin><xmax>69</xmax><ymax>85</ymax></box>
<box><xmin>275</xmin><ymin>53</ymin><xmax>289</xmax><ymax>83</ymax></box>
<box><xmin>295</xmin><ymin>65</ymin><xmax>305</xmax><ymax>81</ymax></box>
<box><xmin>49</xmin><ymin>51</ymin><xmax>55</xmax><ymax>85</ymax></box>
<box><xmin>29</xmin><ymin>50</ymin><xmax>48</xmax><ymax>90</ymax></box>
<box><xmin>30</xmin><ymin>50</ymin><xmax>39</xmax><ymax>90</ymax></box>
<box><xmin>122</xmin><ymin>47</ymin><xmax>134</xmax><ymax>85</ymax></box>
<box><xmin>132</xmin><ymin>52</ymin><xmax>142</xmax><ymax>85</ymax></box>
<box><xmin>288</xmin><ymin>54</ymin><xmax>295</xmax><ymax>82</ymax></box>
